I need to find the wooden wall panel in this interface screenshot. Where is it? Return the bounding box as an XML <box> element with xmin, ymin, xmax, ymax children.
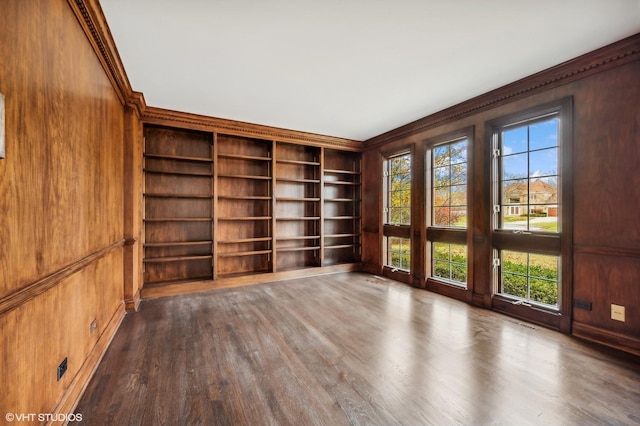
<box><xmin>362</xmin><ymin>35</ymin><xmax>640</xmax><ymax>355</ymax></box>
<box><xmin>0</xmin><ymin>0</ymin><xmax>124</xmax><ymax>293</ymax></box>
<box><xmin>361</xmin><ymin>150</ymin><xmax>382</xmax><ymax>273</ymax></box>
<box><xmin>572</xmin><ymin>62</ymin><xmax>640</xmax><ymax>251</ymax></box>
<box><xmin>0</xmin><ymin>0</ymin><xmax>126</xmax><ymax>419</ymax></box>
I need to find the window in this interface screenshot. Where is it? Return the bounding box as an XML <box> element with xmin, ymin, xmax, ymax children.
<box><xmin>498</xmin><ymin>116</ymin><xmax>559</xmax><ymax>233</ymax></box>
<box><xmin>383</xmin><ymin>152</ymin><xmax>411</xmax><ymax>272</ymax></box>
<box><xmin>385</xmin><ymin>153</ymin><xmax>411</xmax><ymax>225</ymax></box>
<box><xmin>500</xmin><ymin>251</ymin><xmax>559</xmax><ymax>307</ymax></box>
<box><xmin>433</xmin><ymin>139</ymin><xmax>467</xmax><ymax>227</ymax></box>
<box><xmin>426</xmin><ymin>131</ymin><xmax>471</xmax><ymax>288</ymax></box>
<box><xmin>433</xmin><ymin>243</ymin><xmax>467</xmax><ymax>283</ymax></box>
<box><xmin>489</xmin><ymin>97</ymin><xmax>572</xmax><ymax>329</ymax></box>
<box><xmin>387</xmin><ymin>237</ymin><xmax>411</xmax><ymax>271</ymax></box>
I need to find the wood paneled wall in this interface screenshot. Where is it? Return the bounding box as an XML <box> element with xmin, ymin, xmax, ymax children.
<box><xmin>0</xmin><ymin>0</ymin><xmax>128</xmax><ymax>420</ymax></box>
<box><xmin>363</xmin><ymin>34</ymin><xmax>640</xmax><ymax>355</ymax></box>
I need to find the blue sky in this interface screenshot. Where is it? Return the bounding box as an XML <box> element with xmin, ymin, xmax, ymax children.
<box><xmin>502</xmin><ymin>118</ymin><xmax>558</xmax><ymax>181</ymax></box>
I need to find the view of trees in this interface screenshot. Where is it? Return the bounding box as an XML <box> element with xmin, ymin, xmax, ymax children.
<box><xmin>432</xmin><ymin>140</ymin><xmax>467</xmax><ymax>227</ymax></box>
<box><xmin>387</xmin><ymin>154</ymin><xmax>411</xmax><ymax>225</ymax></box>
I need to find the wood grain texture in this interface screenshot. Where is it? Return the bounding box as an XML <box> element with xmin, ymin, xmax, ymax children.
<box><xmin>361</xmin><ymin>37</ymin><xmax>640</xmax><ymax>353</ymax></box>
<box><xmin>123</xmin><ymin>105</ymin><xmax>144</xmax><ymax>311</ymax></box>
<box><xmin>76</xmin><ymin>272</ymin><xmax>640</xmax><ymax>425</ymax></box>
<box><xmin>0</xmin><ymin>0</ymin><xmax>124</xmax><ymax>294</ymax></box>
<box><xmin>143</xmin><ymin>106</ymin><xmax>364</xmax><ymax>151</ymax></box>
<box><xmin>0</xmin><ymin>0</ymin><xmax>126</xmax><ymax>420</ymax></box>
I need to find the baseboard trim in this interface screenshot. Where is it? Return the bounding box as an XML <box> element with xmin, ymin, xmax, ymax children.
<box><xmin>572</xmin><ymin>321</ymin><xmax>640</xmax><ymax>357</ymax></box>
<box><xmin>141</xmin><ymin>263</ymin><xmax>362</xmax><ymax>300</ymax></box>
<box><xmin>124</xmin><ymin>289</ymin><xmax>141</xmax><ymax>312</ymax></box>
<box><xmin>47</xmin><ymin>301</ymin><xmax>126</xmax><ymax>425</ymax></box>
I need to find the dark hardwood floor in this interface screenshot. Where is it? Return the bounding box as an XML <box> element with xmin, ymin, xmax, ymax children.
<box><xmin>75</xmin><ymin>273</ymin><xmax>640</xmax><ymax>425</ymax></box>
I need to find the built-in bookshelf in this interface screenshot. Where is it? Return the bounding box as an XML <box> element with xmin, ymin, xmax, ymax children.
<box><xmin>143</xmin><ymin>125</ymin><xmax>214</xmax><ymax>285</ymax></box>
<box><xmin>142</xmin><ymin>123</ymin><xmax>361</xmax><ymax>288</ymax></box>
<box><xmin>216</xmin><ymin>135</ymin><xmax>273</xmax><ymax>277</ymax></box>
<box><xmin>323</xmin><ymin>149</ymin><xmax>361</xmax><ymax>265</ymax></box>
<box><xmin>274</xmin><ymin>142</ymin><xmax>322</xmax><ymax>271</ymax></box>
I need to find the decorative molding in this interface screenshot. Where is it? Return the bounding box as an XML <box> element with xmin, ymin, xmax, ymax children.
<box><xmin>573</xmin><ymin>321</ymin><xmax>640</xmax><ymax>357</ymax></box>
<box><xmin>574</xmin><ymin>244</ymin><xmax>640</xmax><ymax>259</ymax></box>
<box><xmin>126</xmin><ymin>91</ymin><xmax>147</xmax><ymax>118</ymax></box>
<box><xmin>0</xmin><ymin>240</ymin><xmax>125</xmax><ymax>316</ymax></box>
<box><xmin>124</xmin><ymin>290</ymin><xmax>141</xmax><ymax>312</ymax></box>
<box><xmin>124</xmin><ymin>237</ymin><xmax>138</xmax><ymax>246</ymax></box>
<box><xmin>365</xmin><ymin>33</ymin><xmax>640</xmax><ymax>148</ymax></box>
<box><xmin>143</xmin><ymin>107</ymin><xmax>364</xmax><ymax>151</ymax></box>
<box><xmin>67</xmin><ymin>0</ymin><xmax>140</xmax><ymax>108</ymax></box>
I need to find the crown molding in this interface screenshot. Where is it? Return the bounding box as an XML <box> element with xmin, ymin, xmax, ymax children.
<box><xmin>143</xmin><ymin>107</ymin><xmax>364</xmax><ymax>151</ymax></box>
<box><xmin>67</xmin><ymin>0</ymin><xmax>143</xmax><ymax>110</ymax></box>
<box><xmin>365</xmin><ymin>32</ymin><xmax>640</xmax><ymax>149</ymax></box>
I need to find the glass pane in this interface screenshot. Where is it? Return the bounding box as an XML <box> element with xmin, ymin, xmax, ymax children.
<box><xmin>450</xmin><ymin>185</ymin><xmax>466</xmax><ymax>206</ymax></box>
<box><xmin>450</xmin><ymin>207</ymin><xmax>467</xmax><ymax>227</ymax></box>
<box><xmin>529</xmin><ymin>118</ymin><xmax>558</xmax><ymax>151</ymax></box>
<box><xmin>502</xmin><ymin>251</ymin><xmax>528</xmax><ymax>273</ymax></box>
<box><xmin>433</xmin><ymin>242</ymin><xmax>449</xmax><ymax>260</ymax></box>
<box><xmin>433</xmin><ymin>187</ymin><xmax>450</xmax><ymax>206</ymax></box>
<box><xmin>530</xmin><ymin>278</ymin><xmax>558</xmax><ymax>306</ymax></box>
<box><xmin>449</xmin><ymin>140</ymin><xmax>467</xmax><ymax>164</ymax></box>
<box><xmin>502</xmin><ymin>126</ymin><xmax>528</xmax><ymax>154</ymax></box>
<box><xmin>529</xmin><ymin>148</ymin><xmax>557</xmax><ymax>177</ymax></box>
<box><xmin>431</xmin><ymin>139</ymin><xmax>467</xmax><ymax>231</ymax></box>
<box><xmin>503</xmin><ymin>272</ymin><xmax>527</xmax><ymax>298</ymax></box>
<box><xmin>433</xmin><ymin>166</ymin><xmax>450</xmax><ymax>187</ymax></box>
<box><xmin>433</xmin><ymin>207</ymin><xmax>450</xmax><ymax>226</ymax></box>
<box><xmin>501</xmin><ymin>180</ymin><xmax>527</xmax><ymax>230</ymax></box>
<box><xmin>431</xmin><ymin>243</ymin><xmax>466</xmax><ymax>285</ymax></box>
<box><xmin>451</xmin><ymin>162</ymin><xmax>467</xmax><ymax>184</ymax></box>
<box><xmin>433</xmin><ymin>260</ymin><xmax>450</xmax><ymax>279</ymax></box>
<box><xmin>500</xmin><ymin>251</ymin><xmax>559</xmax><ymax>307</ymax></box>
<box><xmin>400</xmin><ymin>208</ymin><xmax>411</xmax><ymax>226</ymax></box>
<box><xmin>388</xmin><ymin>207</ymin><xmax>399</xmax><ymax>223</ymax></box>
<box><xmin>502</xmin><ymin>180</ymin><xmax>526</xmax><ymax>204</ymax></box>
<box><xmin>529</xmin><ymin>253</ymin><xmax>559</xmax><ymax>280</ymax></box>
<box><xmin>529</xmin><ymin>204</ymin><xmax>558</xmax><ymax>232</ymax></box>
<box><xmin>451</xmin><ymin>261</ymin><xmax>467</xmax><ymax>282</ymax></box>
<box><xmin>387</xmin><ymin>237</ymin><xmax>410</xmax><ymax>271</ymax></box>
<box><xmin>503</xmin><ymin>153</ymin><xmax>528</xmax><ymax>179</ymax></box>
<box><xmin>433</xmin><ymin>146</ymin><xmax>449</xmax><ymax>166</ymax></box>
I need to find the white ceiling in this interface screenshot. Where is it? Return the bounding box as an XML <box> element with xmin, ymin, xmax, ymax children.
<box><xmin>100</xmin><ymin>0</ymin><xmax>640</xmax><ymax>141</ymax></box>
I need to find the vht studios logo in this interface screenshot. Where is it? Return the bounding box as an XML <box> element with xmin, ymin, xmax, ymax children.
<box><xmin>5</xmin><ymin>412</ymin><xmax>83</xmax><ymax>422</ymax></box>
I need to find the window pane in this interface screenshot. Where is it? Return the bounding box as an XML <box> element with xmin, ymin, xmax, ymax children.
<box><xmin>450</xmin><ymin>185</ymin><xmax>466</xmax><ymax>206</ymax></box>
<box><xmin>450</xmin><ymin>207</ymin><xmax>467</xmax><ymax>227</ymax></box>
<box><xmin>449</xmin><ymin>140</ymin><xmax>467</xmax><ymax>164</ymax></box>
<box><xmin>452</xmin><ymin>162</ymin><xmax>467</xmax><ymax>183</ymax></box>
<box><xmin>433</xmin><ymin>207</ymin><xmax>450</xmax><ymax>226</ymax></box>
<box><xmin>502</xmin><ymin>126</ymin><xmax>528</xmax><ymax>154</ymax></box>
<box><xmin>529</xmin><ymin>148</ymin><xmax>557</xmax><ymax>177</ymax></box>
<box><xmin>503</xmin><ymin>153</ymin><xmax>528</xmax><ymax>179</ymax></box>
<box><xmin>433</xmin><ymin>166</ymin><xmax>450</xmax><ymax>186</ymax></box>
<box><xmin>432</xmin><ymin>243</ymin><xmax>466</xmax><ymax>286</ymax></box>
<box><xmin>529</xmin><ymin>118</ymin><xmax>558</xmax><ymax>151</ymax></box>
<box><xmin>500</xmin><ymin>251</ymin><xmax>558</xmax><ymax>308</ymax></box>
<box><xmin>385</xmin><ymin>153</ymin><xmax>411</xmax><ymax>225</ymax></box>
<box><xmin>387</xmin><ymin>237</ymin><xmax>410</xmax><ymax>271</ymax></box>
<box><xmin>498</xmin><ymin>117</ymin><xmax>559</xmax><ymax>234</ymax></box>
<box><xmin>433</xmin><ymin>146</ymin><xmax>449</xmax><ymax>165</ymax></box>
<box><xmin>431</xmin><ymin>139</ymin><xmax>467</xmax><ymax>229</ymax></box>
